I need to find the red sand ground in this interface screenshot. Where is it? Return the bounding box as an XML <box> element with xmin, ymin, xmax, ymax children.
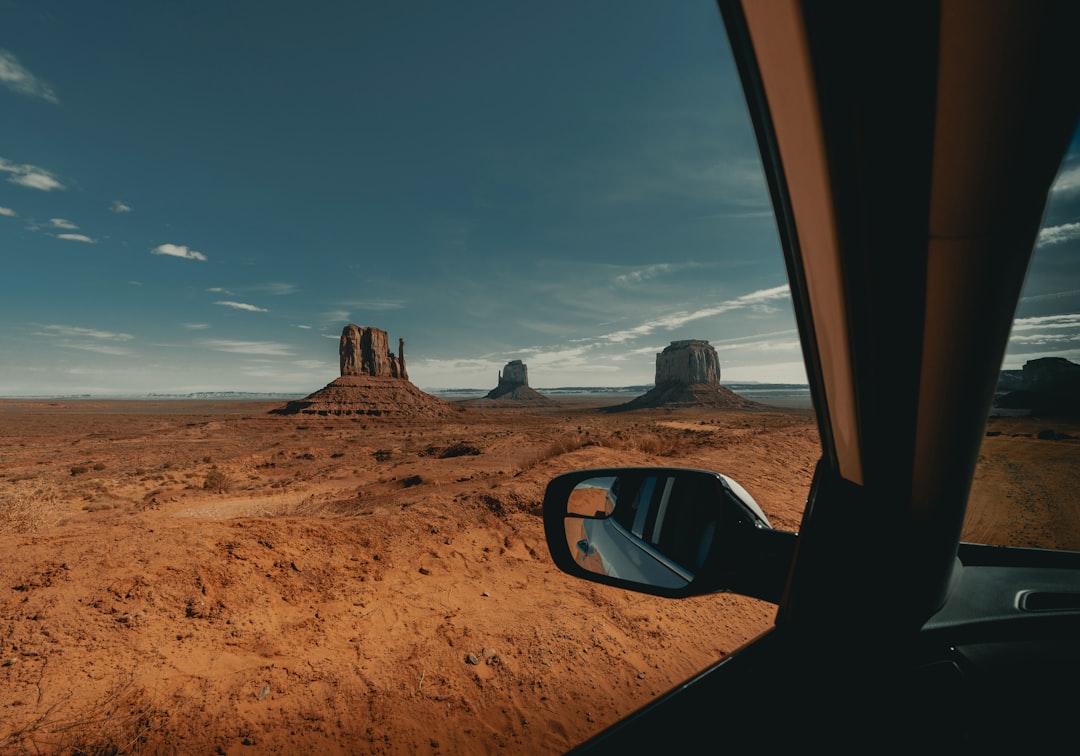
<box><xmin>0</xmin><ymin>399</ymin><xmax>1075</xmax><ymax>754</ymax></box>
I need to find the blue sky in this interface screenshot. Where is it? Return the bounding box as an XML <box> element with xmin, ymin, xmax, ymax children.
<box><xmin>1</xmin><ymin>1</ymin><xmax>1078</xmax><ymax>397</ymax></box>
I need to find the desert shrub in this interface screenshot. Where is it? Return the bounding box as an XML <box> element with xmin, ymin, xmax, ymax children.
<box><xmin>203</xmin><ymin>466</ymin><xmax>233</xmax><ymax>493</ymax></box>
<box><xmin>438</xmin><ymin>442</ymin><xmax>482</xmax><ymax>459</ymax></box>
<box><xmin>526</xmin><ymin>434</ymin><xmax>598</xmax><ymax>467</ymax></box>
<box><xmin>627</xmin><ymin>434</ymin><xmax>684</xmax><ymax>456</ymax></box>
<box><xmin>0</xmin><ymin>480</ymin><xmax>64</xmax><ymax>533</ymax></box>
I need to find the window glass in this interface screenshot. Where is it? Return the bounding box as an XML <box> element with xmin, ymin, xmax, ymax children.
<box><xmin>967</xmin><ymin>123</ymin><xmax>1080</xmax><ymax>551</ymax></box>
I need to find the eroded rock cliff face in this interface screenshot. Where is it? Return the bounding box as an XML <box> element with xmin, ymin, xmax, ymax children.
<box><xmin>654</xmin><ymin>340</ymin><xmax>720</xmax><ymax>386</ymax></box>
<box><xmin>273</xmin><ymin>325</ymin><xmax>451</xmax><ymax>417</ymax></box>
<box><xmin>996</xmin><ymin>357</ymin><xmax>1080</xmax><ymax>415</ymax></box>
<box><xmin>605</xmin><ymin>339</ymin><xmax>760</xmax><ymax>412</ymax></box>
<box><xmin>340</xmin><ymin>325</ymin><xmax>407</xmax><ymax>380</ymax></box>
<box><xmin>482</xmin><ymin>360</ymin><xmax>552</xmax><ymax>404</ymax></box>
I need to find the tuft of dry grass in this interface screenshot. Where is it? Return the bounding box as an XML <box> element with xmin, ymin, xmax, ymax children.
<box><xmin>0</xmin><ymin>480</ymin><xmax>65</xmax><ymax>534</ymax></box>
<box><xmin>202</xmin><ymin>466</ymin><xmax>233</xmax><ymax>493</ymax></box>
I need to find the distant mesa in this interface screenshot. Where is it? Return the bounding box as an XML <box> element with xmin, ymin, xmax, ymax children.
<box><xmin>271</xmin><ymin>325</ymin><xmax>455</xmax><ymax>417</ymax></box>
<box><xmin>995</xmin><ymin>357</ymin><xmax>1080</xmax><ymax>416</ymax></box>
<box><xmin>465</xmin><ymin>360</ymin><xmax>553</xmax><ymax>406</ymax></box>
<box><xmin>604</xmin><ymin>339</ymin><xmax>762</xmax><ymax>412</ymax></box>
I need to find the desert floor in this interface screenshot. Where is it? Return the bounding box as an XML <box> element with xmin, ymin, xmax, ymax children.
<box><xmin>0</xmin><ymin>397</ymin><xmax>1077</xmax><ymax>755</ymax></box>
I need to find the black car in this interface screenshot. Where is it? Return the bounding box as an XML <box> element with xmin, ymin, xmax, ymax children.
<box><xmin>542</xmin><ymin>2</ymin><xmax>1080</xmax><ymax>750</ymax></box>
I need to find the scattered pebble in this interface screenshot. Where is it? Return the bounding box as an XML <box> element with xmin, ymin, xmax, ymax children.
<box><xmin>465</xmin><ymin>653</ymin><xmax>479</xmax><ymax>665</ymax></box>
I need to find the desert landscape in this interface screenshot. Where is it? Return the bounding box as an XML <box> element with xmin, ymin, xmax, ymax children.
<box><xmin>0</xmin><ymin>392</ymin><xmax>1077</xmax><ymax>755</ymax></box>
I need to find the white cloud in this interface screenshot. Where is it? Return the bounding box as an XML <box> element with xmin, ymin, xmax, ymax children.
<box><xmin>0</xmin><ymin>206</ymin><xmax>15</xmax><ymax>217</ymax></box>
<box><xmin>207</xmin><ymin>287</ymin><xmax>234</xmax><ymax>295</ymax></box>
<box><xmin>56</xmin><ymin>233</ymin><xmax>95</xmax><ymax>243</ymax></box>
<box><xmin>1051</xmin><ymin>164</ymin><xmax>1080</xmax><ymax>194</ymax></box>
<box><xmin>1010</xmin><ymin>313</ymin><xmax>1080</xmax><ymax>331</ymax></box>
<box><xmin>1020</xmin><ymin>289</ymin><xmax>1080</xmax><ymax>304</ymax></box>
<box><xmin>255</xmin><ymin>282</ymin><xmax>297</xmax><ymax>296</ymax></box>
<box><xmin>0</xmin><ymin>49</ymin><xmax>59</xmax><ymax>104</ymax></box>
<box><xmin>182</xmin><ymin>322</ymin><xmax>211</xmax><ymax>330</ymax></box>
<box><xmin>204</xmin><ymin>339</ymin><xmax>293</xmax><ymax>356</ymax></box>
<box><xmin>600</xmin><ymin>284</ymin><xmax>791</xmax><ymax>343</ymax></box>
<box><xmin>49</xmin><ymin>218</ymin><xmax>78</xmax><ymax>229</ymax></box>
<box><xmin>39</xmin><ymin>324</ymin><xmax>134</xmax><ymax>341</ymax></box>
<box><xmin>295</xmin><ymin>324</ymin><xmax>312</xmax><ymax>329</ymax></box>
<box><xmin>615</xmin><ymin>264</ymin><xmax>673</xmax><ymax>285</ymax></box>
<box><xmin>0</xmin><ymin>157</ymin><xmax>65</xmax><ymax>191</ymax></box>
<box><xmin>347</xmin><ymin>299</ymin><xmax>405</xmax><ymax>311</ymax></box>
<box><xmin>111</xmin><ymin>200</ymin><xmax>132</xmax><ymax>213</ymax></box>
<box><xmin>151</xmin><ymin>243</ymin><xmax>207</xmax><ymax>261</ymax></box>
<box><xmin>1038</xmin><ymin>222</ymin><xmax>1080</xmax><ymax>247</ymax></box>
<box><xmin>214</xmin><ymin>301</ymin><xmax>269</xmax><ymax>312</ymax></box>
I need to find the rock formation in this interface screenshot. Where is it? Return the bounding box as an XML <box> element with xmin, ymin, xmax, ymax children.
<box><xmin>605</xmin><ymin>339</ymin><xmax>761</xmax><ymax>412</ymax></box>
<box><xmin>995</xmin><ymin>356</ymin><xmax>1080</xmax><ymax>416</ymax></box>
<box><xmin>655</xmin><ymin>339</ymin><xmax>721</xmax><ymax>386</ymax></box>
<box><xmin>273</xmin><ymin>325</ymin><xmax>451</xmax><ymax>417</ymax></box>
<box><xmin>339</xmin><ymin>325</ymin><xmax>407</xmax><ymax>380</ymax></box>
<box><xmin>476</xmin><ymin>360</ymin><xmax>553</xmax><ymax>405</ymax></box>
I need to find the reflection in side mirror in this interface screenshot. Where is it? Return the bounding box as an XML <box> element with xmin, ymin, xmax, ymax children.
<box><xmin>543</xmin><ymin>468</ymin><xmax>796</xmax><ymax>603</ymax></box>
<box><xmin>564</xmin><ymin>474</ymin><xmax>722</xmax><ymax>589</ymax></box>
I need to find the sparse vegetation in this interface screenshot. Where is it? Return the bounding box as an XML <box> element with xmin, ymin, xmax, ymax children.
<box><xmin>203</xmin><ymin>466</ymin><xmax>233</xmax><ymax>493</ymax></box>
<box><xmin>1</xmin><ymin>480</ymin><xmax>64</xmax><ymax>533</ymax></box>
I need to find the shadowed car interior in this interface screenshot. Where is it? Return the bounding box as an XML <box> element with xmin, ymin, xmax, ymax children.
<box><xmin>542</xmin><ymin>1</ymin><xmax>1080</xmax><ymax>749</ymax></box>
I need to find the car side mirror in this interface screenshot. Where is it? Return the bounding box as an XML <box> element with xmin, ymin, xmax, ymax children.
<box><xmin>543</xmin><ymin>467</ymin><xmax>796</xmax><ymax>603</ymax></box>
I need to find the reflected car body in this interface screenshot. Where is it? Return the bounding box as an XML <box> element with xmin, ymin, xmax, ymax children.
<box><xmin>570</xmin><ymin>471</ymin><xmax>767</xmax><ymax>589</ymax></box>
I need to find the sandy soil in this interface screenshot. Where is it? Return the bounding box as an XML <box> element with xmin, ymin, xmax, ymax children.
<box><xmin>0</xmin><ymin>398</ymin><xmax>1075</xmax><ymax>754</ymax></box>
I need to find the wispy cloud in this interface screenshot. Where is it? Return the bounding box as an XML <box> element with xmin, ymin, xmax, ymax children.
<box><xmin>49</xmin><ymin>218</ymin><xmax>78</xmax><ymax>229</ymax></box>
<box><xmin>1020</xmin><ymin>289</ymin><xmax>1080</xmax><ymax>304</ymax></box>
<box><xmin>182</xmin><ymin>322</ymin><xmax>211</xmax><ymax>330</ymax></box>
<box><xmin>1051</xmin><ymin>164</ymin><xmax>1080</xmax><ymax>194</ymax></box>
<box><xmin>208</xmin><ymin>287</ymin><xmax>234</xmax><ymax>295</ymax></box>
<box><xmin>1011</xmin><ymin>313</ymin><xmax>1080</xmax><ymax>330</ymax></box>
<box><xmin>254</xmin><ymin>282</ymin><xmax>297</xmax><ymax>296</ymax></box>
<box><xmin>37</xmin><ymin>324</ymin><xmax>134</xmax><ymax>345</ymax></box>
<box><xmin>204</xmin><ymin>339</ymin><xmax>292</xmax><ymax>356</ymax></box>
<box><xmin>0</xmin><ymin>157</ymin><xmax>65</xmax><ymax>191</ymax></box>
<box><xmin>56</xmin><ymin>233</ymin><xmax>95</xmax><ymax>243</ymax></box>
<box><xmin>1038</xmin><ymin>222</ymin><xmax>1080</xmax><ymax>247</ymax></box>
<box><xmin>214</xmin><ymin>301</ymin><xmax>268</xmax><ymax>312</ymax></box>
<box><xmin>0</xmin><ymin>49</ymin><xmax>59</xmax><ymax>104</ymax></box>
<box><xmin>599</xmin><ymin>284</ymin><xmax>791</xmax><ymax>344</ymax></box>
<box><xmin>615</xmin><ymin>264</ymin><xmax>673</xmax><ymax>285</ymax></box>
<box><xmin>345</xmin><ymin>299</ymin><xmax>406</xmax><ymax>311</ymax></box>
<box><xmin>151</xmin><ymin>243</ymin><xmax>207</xmax><ymax>261</ymax></box>
<box><xmin>0</xmin><ymin>206</ymin><xmax>16</xmax><ymax>217</ymax></box>
<box><xmin>111</xmin><ymin>200</ymin><xmax>132</xmax><ymax>213</ymax></box>
<box><xmin>295</xmin><ymin>324</ymin><xmax>312</xmax><ymax>330</ymax></box>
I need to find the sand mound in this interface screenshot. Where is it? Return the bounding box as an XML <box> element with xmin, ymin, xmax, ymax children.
<box><xmin>603</xmin><ymin>383</ymin><xmax>764</xmax><ymax>413</ymax></box>
<box><xmin>270</xmin><ymin>375</ymin><xmax>459</xmax><ymax>417</ymax></box>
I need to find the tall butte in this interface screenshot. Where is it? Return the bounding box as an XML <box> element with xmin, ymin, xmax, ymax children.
<box><xmin>605</xmin><ymin>339</ymin><xmax>761</xmax><ymax>412</ymax></box>
<box><xmin>271</xmin><ymin>325</ymin><xmax>454</xmax><ymax>417</ymax></box>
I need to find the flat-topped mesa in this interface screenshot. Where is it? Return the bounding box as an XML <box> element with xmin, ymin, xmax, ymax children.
<box><xmin>603</xmin><ymin>338</ymin><xmax>759</xmax><ymax>412</ymax></box>
<box><xmin>497</xmin><ymin>360</ymin><xmax>529</xmax><ymax>390</ymax></box>
<box><xmin>654</xmin><ymin>339</ymin><xmax>720</xmax><ymax>387</ymax></box>
<box><xmin>339</xmin><ymin>325</ymin><xmax>408</xmax><ymax>380</ymax></box>
<box><xmin>481</xmin><ymin>359</ymin><xmax>552</xmax><ymax>403</ymax></box>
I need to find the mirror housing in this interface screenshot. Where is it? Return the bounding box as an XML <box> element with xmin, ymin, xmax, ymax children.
<box><xmin>543</xmin><ymin>467</ymin><xmax>796</xmax><ymax>603</ymax></box>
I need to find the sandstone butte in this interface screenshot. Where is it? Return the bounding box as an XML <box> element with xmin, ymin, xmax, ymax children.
<box><xmin>271</xmin><ymin>325</ymin><xmax>457</xmax><ymax>418</ymax></box>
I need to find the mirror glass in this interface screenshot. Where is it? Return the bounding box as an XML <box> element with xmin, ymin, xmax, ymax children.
<box><xmin>563</xmin><ymin>472</ymin><xmax>725</xmax><ymax>589</ymax></box>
